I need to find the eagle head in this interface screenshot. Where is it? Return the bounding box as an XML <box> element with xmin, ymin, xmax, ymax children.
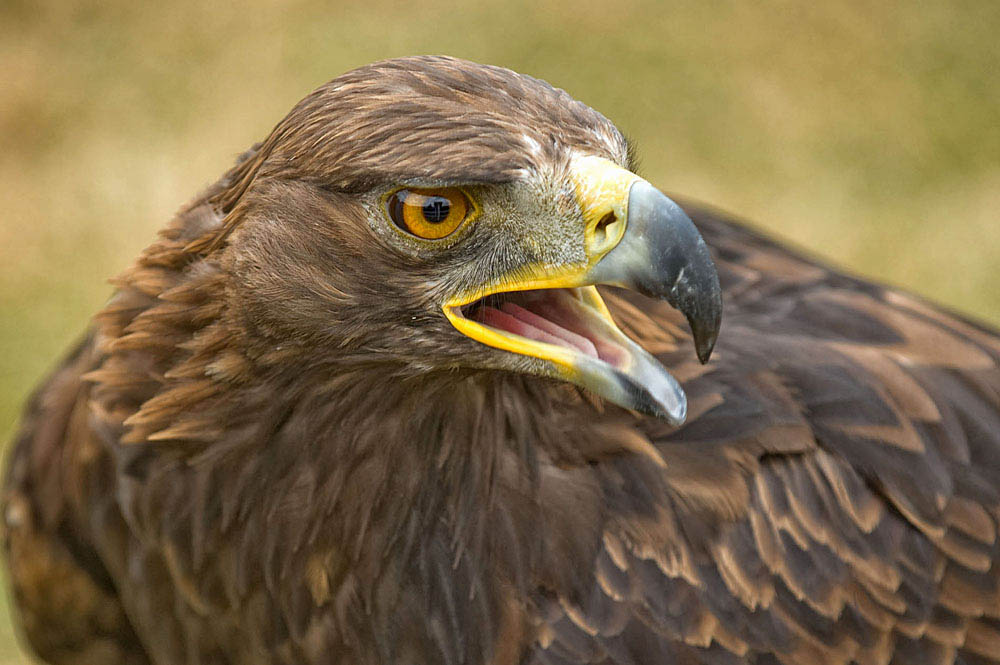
<box><xmin>195</xmin><ymin>56</ymin><xmax>721</xmax><ymax>424</ymax></box>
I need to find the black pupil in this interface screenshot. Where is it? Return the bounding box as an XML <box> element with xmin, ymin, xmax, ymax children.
<box><xmin>421</xmin><ymin>196</ymin><xmax>451</xmax><ymax>223</ymax></box>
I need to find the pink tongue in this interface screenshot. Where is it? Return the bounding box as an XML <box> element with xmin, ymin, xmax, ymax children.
<box><xmin>476</xmin><ymin>304</ymin><xmax>599</xmax><ymax>358</ymax></box>
<box><xmin>532</xmin><ymin>300</ymin><xmax>630</xmax><ymax>367</ymax></box>
<box><xmin>501</xmin><ymin>303</ymin><xmax>599</xmax><ymax>358</ymax></box>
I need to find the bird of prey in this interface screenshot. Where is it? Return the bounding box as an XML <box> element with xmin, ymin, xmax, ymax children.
<box><xmin>4</xmin><ymin>56</ymin><xmax>1000</xmax><ymax>665</ymax></box>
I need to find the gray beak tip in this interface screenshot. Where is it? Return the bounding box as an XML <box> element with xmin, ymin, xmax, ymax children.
<box><xmin>689</xmin><ymin>290</ymin><xmax>722</xmax><ymax>364</ymax></box>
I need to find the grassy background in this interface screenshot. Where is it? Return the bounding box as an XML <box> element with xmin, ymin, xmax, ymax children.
<box><xmin>1</xmin><ymin>0</ymin><xmax>998</xmax><ymax>659</ymax></box>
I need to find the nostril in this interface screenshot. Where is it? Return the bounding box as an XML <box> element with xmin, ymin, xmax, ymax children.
<box><xmin>594</xmin><ymin>212</ymin><xmax>616</xmax><ymax>243</ymax></box>
<box><xmin>591</xmin><ymin>211</ymin><xmax>624</xmax><ymax>254</ymax></box>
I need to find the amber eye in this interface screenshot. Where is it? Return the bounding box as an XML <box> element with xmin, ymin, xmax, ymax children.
<box><xmin>385</xmin><ymin>187</ymin><xmax>470</xmax><ymax>239</ymax></box>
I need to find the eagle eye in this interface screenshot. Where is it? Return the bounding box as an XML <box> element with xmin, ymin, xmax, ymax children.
<box><xmin>385</xmin><ymin>187</ymin><xmax>471</xmax><ymax>239</ymax></box>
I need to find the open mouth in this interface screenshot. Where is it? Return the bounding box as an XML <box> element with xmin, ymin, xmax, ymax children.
<box><xmin>447</xmin><ymin>286</ymin><xmax>631</xmax><ymax>371</ymax></box>
<box><xmin>453</xmin><ymin>286</ymin><xmax>629</xmax><ymax>369</ymax></box>
<box><xmin>443</xmin><ymin>284</ymin><xmax>688</xmax><ymax>422</ymax></box>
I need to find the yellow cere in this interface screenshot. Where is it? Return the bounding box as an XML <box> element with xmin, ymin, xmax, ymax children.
<box><xmin>569</xmin><ymin>154</ymin><xmax>641</xmax><ymax>266</ymax></box>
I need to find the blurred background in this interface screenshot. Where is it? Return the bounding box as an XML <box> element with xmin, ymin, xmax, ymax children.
<box><xmin>1</xmin><ymin>0</ymin><xmax>998</xmax><ymax>659</ymax></box>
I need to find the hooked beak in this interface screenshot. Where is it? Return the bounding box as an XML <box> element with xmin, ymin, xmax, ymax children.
<box><xmin>443</xmin><ymin>156</ymin><xmax>722</xmax><ymax>424</ymax></box>
<box><xmin>588</xmin><ymin>179</ymin><xmax>722</xmax><ymax>364</ymax></box>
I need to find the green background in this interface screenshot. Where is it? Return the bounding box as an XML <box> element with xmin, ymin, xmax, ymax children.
<box><xmin>1</xmin><ymin>0</ymin><xmax>998</xmax><ymax>660</ymax></box>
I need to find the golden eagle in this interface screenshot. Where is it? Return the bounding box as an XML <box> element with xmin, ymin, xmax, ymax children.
<box><xmin>4</xmin><ymin>56</ymin><xmax>1000</xmax><ymax>665</ymax></box>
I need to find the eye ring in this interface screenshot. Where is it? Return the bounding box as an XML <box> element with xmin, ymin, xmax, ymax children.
<box><xmin>384</xmin><ymin>187</ymin><xmax>473</xmax><ymax>240</ymax></box>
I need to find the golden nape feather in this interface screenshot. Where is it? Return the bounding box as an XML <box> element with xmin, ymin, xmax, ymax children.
<box><xmin>4</xmin><ymin>56</ymin><xmax>1000</xmax><ymax>665</ymax></box>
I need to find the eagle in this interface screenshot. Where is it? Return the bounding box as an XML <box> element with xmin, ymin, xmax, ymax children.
<box><xmin>4</xmin><ymin>56</ymin><xmax>1000</xmax><ymax>665</ymax></box>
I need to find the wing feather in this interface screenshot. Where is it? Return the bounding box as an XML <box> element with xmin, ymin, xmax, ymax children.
<box><xmin>528</xmin><ymin>204</ymin><xmax>1000</xmax><ymax>664</ymax></box>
